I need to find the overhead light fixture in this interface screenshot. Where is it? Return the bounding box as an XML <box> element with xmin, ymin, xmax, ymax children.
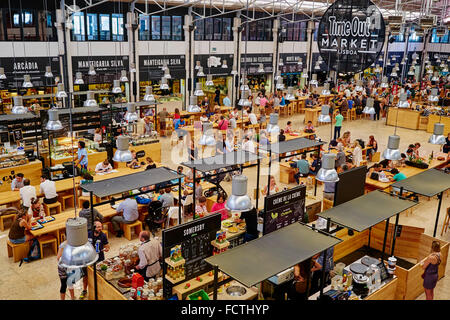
<box><xmin>195</xmin><ymin>61</ymin><xmax>201</xmax><ymax>70</ymax></box>
<box><xmin>194</xmin><ymin>82</ymin><xmax>204</xmax><ymax>96</ymax></box>
<box><xmin>221</xmin><ymin>60</ymin><xmax>228</xmax><ymax>69</ymax></box>
<box><xmin>46</xmin><ymin>109</ymin><xmax>63</xmax><ymax>131</ymax></box>
<box><xmin>161</xmin><ymin>61</ymin><xmax>168</xmax><ymax>71</ymax></box>
<box><xmin>408</xmin><ymin>67</ymin><xmax>415</xmax><ymax>76</ymax></box>
<box><xmin>301</xmin><ymin>72</ymin><xmax>308</xmax><ymax>79</ymax></box>
<box><xmin>278</xmin><ymin>59</ymin><xmax>284</xmax><ymax>66</ymax></box>
<box><xmin>266</xmin><ymin>113</ymin><xmax>280</xmax><ymax>134</ymax></box>
<box><xmin>314</xmin><ymin>62</ymin><xmax>321</xmax><ymax>70</ymax></box>
<box><xmin>387</xmin><ymin>15</ymin><xmax>403</xmax><ymax>26</ymax></box>
<box><xmin>386</xmin><ymin>60</ymin><xmax>391</xmax><ymax>67</ymax></box>
<box><xmin>113</xmin><ymin>135</ymin><xmax>133</xmax><ymax>162</ymax></box>
<box><xmin>55</xmin><ymin>83</ymin><xmax>68</xmax><ymax>98</ymax></box>
<box><xmin>160</xmin><ymin>77</ymin><xmax>169</xmax><ymax>90</ymax></box>
<box><xmin>276</xmin><ymin>78</ymin><xmax>285</xmax><ymax>90</ymax></box>
<box><xmin>383</xmin><ymin>135</ymin><xmax>402</xmax><ymax>160</ymax></box>
<box><xmin>240</xmin><ymin>76</ymin><xmax>250</xmax><ymax>93</ymax></box>
<box><xmin>74</xmin><ymin>72</ymin><xmax>84</xmax><ymax>85</ymax></box>
<box><xmin>198</xmin><ymin>122</ymin><xmax>216</xmax><ymax>146</ymax></box>
<box><xmin>318</xmin><ymin>105</ymin><xmax>331</xmax><ymax>123</ymax></box>
<box><xmin>316</xmin><ymin>153</ymin><xmax>339</xmax><ymax>183</ymax></box>
<box><xmin>225</xmin><ymin>175</ymin><xmax>253</xmax><ymax>212</ymax></box>
<box><xmin>112</xmin><ymin>79</ymin><xmax>122</xmax><ymax>94</ymax></box>
<box><xmin>197</xmin><ymin>66</ymin><xmax>205</xmax><ymax>77</ymax></box>
<box><xmin>355</xmin><ymin>80</ymin><xmax>363</xmax><ymax>92</ymax></box>
<box><xmin>231</xmin><ymin>69</ymin><xmax>238</xmax><ymax>75</ymax></box>
<box><xmin>440</xmin><ymin>61</ymin><xmax>446</xmax><ymax>68</ymax></box>
<box><xmin>285</xmin><ymin>86</ymin><xmax>295</xmax><ymax>100</ymax></box>
<box><xmin>45</xmin><ymin>66</ymin><xmax>53</xmax><ymax>78</ymax></box>
<box><xmin>124</xmin><ymin>103</ymin><xmax>139</xmax><ymax>122</ymax></box>
<box><xmin>274</xmin><ymin>70</ymin><xmax>282</xmax><ymax>81</ymax></box>
<box><xmin>143</xmin><ymin>86</ymin><xmax>155</xmax><ymax>102</ymax></box>
<box><xmin>390</xmin><ymin>69</ymin><xmax>398</xmax><ymax>77</ymax></box>
<box><xmin>321</xmin><ymin>83</ymin><xmax>330</xmax><ymax>96</ymax></box>
<box><xmin>187</xmin><ymin>96</ymin><xmax>201</xmax><ymax>113</ymax></box>
<box><xmin>84</xmin><ymin>91</ymin><xmax>98</xmax><ymax>107</ymax></box>
<box><xmin>431</xmin><ymin>72</ymin><xmax>440</xmax><ymax>82</ymax></box>
<box><xmin>238</xmin><ymin>90</ymin><xmax>252</xmax><ymax>107</ymax></box>
<box><xmin>427</xmin><ymin>67</ymin><xmax>434</xmax><ymax>75</ymax></box>
<box><xmin>419</xmin><ymin>16</ymin><xmax>436</xmax><ymax>29</ymax></box>
<box><xmin>59</xmin><ymin>218</ymin><xmax>98</xmax><ymax>268</ymax></box>
<box><xmin>205</xmin><ymin>74</ymin><xmax>214</xmax><ymax>86</ymax></box>
<box><xmin>424</xmin><ymin>55</ymin><xmax>430</xmax><ymax>64</ymax></box>
<box><xmin>429</xmin><ymin>88</ymin><xmax>439</xmax><ymax>102</ymax></box>
<box><xmin>120</xmin><ymin>70</ymin><xmax>128</xmax><ymax>82</ymax></box>
<box><xmin>22</xmin><ymin>74</ymin><xmax>33</xmax><ymax>88</ymax></box>
<box><xmin>310</xmin><ymin>74</ymin><xmax>318</xmax><ymax>86</ymax></box>
<box><xmin>436</xmin><ymin>57</ymin><xmax>442</xmax><ymax>63</ymax></box>
<box><xmin>397</xmin><ymin>93</ymin><xmax>409</xmax><ymax>108</ymax></box>
<box><xmin>164</xmin><ymin>68</ymin><xmax>172</xmax><ymax>79</ymax></box>
<box><xmin>0</xmin><ymin>67</ymin><xmax>6</xmax><ymax>79</ymax></box>
<box><xmin>378</xmin><ymin>55</ymin><xmax>384</xmax><ymax>62</ymax></box>
<box><xmin>257</xmin><ymin>63</ymin><xmax>265</xmax><ymax>73</ymax></box>
<box><xmin>297</xmin><ymin>58</ymin><xmax>303</xmax><ymax>65</ymax></box>
<box><xmin>129</xmin><ymin>62</ymin><xmax>137</xmax><ymax>73</ymax></box>
<box><xmin>400</xmin><ymin>59</ymin><xmax>406</xmax><ymax>65</ymax></box>
<box><xmin>11</xmin><ymin>96</ymin><xmax>27</xmax><ymax>114</ymax></box>
<box><xmin>429</xmin><ymin>123</ymin><xmax>446</xmax><ymax>145</ymax></box>
<box><xmin>443</xmin><ymin>65</ymin><xmax>449</xmax><ymax>73</ymax></box>
<box><xmin>88</xmin><ymin>65</ymin><xmax>96</xmax><ymax>76</ymax></box>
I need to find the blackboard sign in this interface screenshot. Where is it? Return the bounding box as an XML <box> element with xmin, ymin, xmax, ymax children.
<box><xmin>0</xmin><ymin>131</ymin><xmax>9</xmax><ymax>143</ymax></box>
<box><xmin>194</xmin><ymin>54</ymin><xmax>234</xmax><ymax>76</ymax></box>
<box><xmin>12</xmin><ymin>129</ymin><xmax>23</xmax><ymax>142</ymax></box>
<box><xmin>334</xmin><ymin>165</ymin><xmax>367</xmax><ymax>206</ymax></box>
<box><xmin>100</xmin><ymin>110</ymin><xmax>113</xmax><ymax>126</ymax></box>
<box><xmin>139</xmin><ymin>55</ymin><xmax>186</xmax><ymax>81</ymax></box>
<box><xmin>280</xmin><ymin>53</ymin><xmax>307</xmax><ymax>74</ymax></box>
<box><xmin>263</xmin><ymin>185</ymin><xmax>306</xmax><ymax>235</ymax></box>
<box><xmin>162</xmin><ymin>212</ymin><xmax>221</xmax><ymax>298</ymax></box>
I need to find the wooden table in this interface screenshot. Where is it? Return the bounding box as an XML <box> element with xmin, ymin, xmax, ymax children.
<box><xmin>304</xmin><ymin>107</ymin><xmax>322</xmax><ymax>127</ymax></box>
<box><xmin>0</xmin><ymin>160</ymin><xmax>43</xmax><ymax>193</ymax></box>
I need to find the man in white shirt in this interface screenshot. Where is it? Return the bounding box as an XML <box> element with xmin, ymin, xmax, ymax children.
<box><xmin>20</xmin><ymin>179</ymin><xmax>36</xmax><ymax>213</ymax></box>
<box><xmin>95</xmin><ymin>159</ymin><xmax>113</xmax><ymax>173</ymax></box>
<box><xmin>39</xmin><ymin>175</ymin><xmax>58</xmax><ymax>204</ymax></box>
<box><xmin>11</xmin><ymin>173</ymin><xmax>24</xmax><ymax>191</ymax></box>
<box><xmin>248</xmin><ymin>108</ymin><xmax>258</xmax><ymax>125</ymax></box>
<box><xmin>135</xmin><ymin>231</ymin><xmax>162</xmax><ymax>280</ymax></box>
<box><xmin>112</xmin><ymin>194</ymin><xmax>139</xmax><ymax>237</ymax></box>
<box><xmin>242</xmin><ymin>136</ymin><xmax>256</xmax><ymax>153</ymax></box>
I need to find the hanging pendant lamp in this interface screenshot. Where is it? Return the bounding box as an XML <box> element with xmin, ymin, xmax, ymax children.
<box><xmin>221</xmin><ymin>60</ymin><xmax>228</xmax><ymax>69</ymax></box>
<box><xmin>161</xmin><ymin>61</ymin><xmax>168</xmax><ymax>71</ymax></box>
<box><xmin>195</xmin><ymin>61</ymin><xmax>201</xmax><ymax>70</ymax></box>
<box><xmin>238</xmin><ymin>90</ymin><xmax>252</xmax><ymax>107</ymax></box>
<box><xmin>0</xmin><ymin>67</ymin><xmax>6</xmax><ymax>79</ymax></box>
<box><xmin>225</xmin><ymin>175</ymin><xmax>253</xmax><ymax>212</ymax></box>
<box><xmin>285</xmin><ymin>86</ymin><xmax>295</xmax><ymax>100</ymax></box>
<box><xmin>266</xmin><ymin>113</ymin><xmax>280</xmax><ymax>134</ymax></box>
<box><xmin>276</xmin><ymin>78</ymin><xmax>285</xmax><ymax>90</ymax></box>
<box><xmin>119</xmin><ymin>70</ymin><xmax>128</xmax><ymax>82</ymax></box>
<box><xmin>11</xmin><ymin>96</ymin><xmax>27</xmax><ymax>114</ymax></box>
<box><xmin>194</xmin><ymin>82</ymin><xmax>204</xmax><ymax>96</ymax></box>
<box><xmin>408</xmin><ymin>67</ymin><xmax>415</xmax><ymax>76</ymax></box>
<box><xmin>205</xmin><ymin>74</ymin><xmax>214</xmax><ymax>86</ymax></box>
<box><xmin>74</xmin><ymin>72</ymin><xmax>84</xmax><ymax>85</ymax></box>
<box><xmin>197</xmin><ymin>66</ymin><xmax>205</xmax><ymax>77</ymax></box>
<box><xmin>187</xmin><ymin>96</ymin><xmax>201</xmax><ymax>112</ymax></box>
<box><xmin>316</xmin><ymin>153</ymin><xmax>339</xmax><ymax>183</ymax></box>
<box><xmin>88</xmin><ymin>65</ymin><xmax>96</xmax><ymax>76</ymax></box>
<box><xmin>56</xmin><ymin>83</ymin><xmax>68</xmax><ymax>98</ymax></box>
<box><xmin>240</xmin><ymin>76</ymin><xmax>250</xmax><ymax>93</ymax></box>
<box><xmin>274</xmin><ymin>70</ymin><xmax>282</xmax><ymax>81</ymax></box>
<box><xmin>164</xmin><ymin>68</ymin><xmax>171</xmax><ymax>79</ymax></box>
<box><xmin>257</xmin><ymin>63</ymin><xmax>265</xmax><ymax>73</ymax></box>
<box><xmin>59</xmin><ymin>217</ymin><xmax>98</xmax><ymax>268</ymax></box>
<box><xmin>129</xmin><ymin>62</ymin><xmax>137</xmax><ymax>73</ymax></box>
<box><xmin>310</xmin><ymin>74</ymin><xmax>318</xmax><ymax>86</ymax></box>
<box><xmin>431</xmin><ymin>72</ymin><xmax>439</xmax><ymax>82</ymax></box>
<box><xmin>143</xmin><ymin>86</ymin><xmax>155</xmax><ymax>102</ymax></box>
<box><xmin>355</xmin><ymin>80</ymin><xmax>363</xmax><ymax>92</ymax></box>
<box><xmin>363</xmin><ymin>98</ymin><xmax>376</xmax><ymax>114</ymax></box>
<box><xmin>318</xmin><ymin>105</ymin><xmax>331</xmax><ymax>123</ymax></box>
<box><xmin>22</xmin><ymin>74</ymin><xmax>33</xmax><ymax>88</ymax></box>
<box><xmin>112</xmin><ymin>80</ymin><xmax>122</xmax><ymax>94</ymax></box>
<box><xmin>297</xmin><ymin>58</ymin><xmax>303</xmax><ymax>65</ymax></box>
<box><xmin>160</xmin><ymin>77</ymin><xmax>169</xmax><ymax>90</ymax></box>
<box><xmin>301</xmin><ymin>72</ymin><xmax>308</xmax><ymax>79</ymax></box>
<box><xmin>46</xmin><ymin>109</ymin><xmax>63</xmax><ymax>131</ymax></box>
<box><xmin>380</xmin><ymin>76</ymin><xmax>389</xmax><ymax>88</ymax></box>
<box><xmin>231</xmin><ymin>69</ymin><xmax>238</xmax><ymax>75</ymax></box>
<box><xmin>278</xmin><ymin>58</ymin><xmax>284</xmax><ymax>66</ymax></box>
<box><xmin>428</xmin><ymin>88</ymin><xmax>439</xmax><ymax>102</ymax></box>
<box><xmin>84</xmin><ymin>91</ymin><xmax>98</xmax><ymax>107</ymax></box>
<box><xmin>45</xmin><ymin>66</ymin><xmax>53</xmax><ymax>78</ymax></box>
<box><xmin>124</xmin><ymin>103</ymin><xmax>139</xmax><ymax>122</ymax></box>
<box><xmin>113</xmin><ymin>135</ymin><xmax>133</xmax><ymax>162</ymax></box>
<box><xmin>198</xmin><ymin>122</ymin><xmax>216</xmax><ymax>146</ymax></box>
<box><xmin>429</xmin><ymin>123</ymin><xmax>446</xmax><ymax>145</ymax></box>
<box><xmin>398</xmin><ymin>93</ymin><xmax>409</xmax><ymax>108</ymax></box>
<box><xmin>321</xmin><ymin>83</ymin><xmax>331</xmax><ymax>96</ymax></box>
<box><xmin>383</xmin><ymin>135</ymin><xmax>402</xmax><ymax>160</ymax></box>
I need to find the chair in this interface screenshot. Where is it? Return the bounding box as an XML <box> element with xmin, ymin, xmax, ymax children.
<box><xmin>0</xmin><ymin>213</ymin><xmax>16</xmax><ymax>231</ymax></box>
<box><xmin>58</xmin><ymin>194</ymin><xmax>75</xmax><ymax>211</ymax></box>
<box><xmin>350</xmin><ymin>109</ymin><xmax>357</xmax><ymax>120</ymax></box>
<box><xmin>7</xmin><ymin>240</ymin><xmax>30</xmax><ymax>263</ymax></box>
<box><xmin>38</xmin><ymin>235</ymin><xmax>58</xmax><ymax>259</ymax></box>
<box><xmin>322</xmin><ymin>198</ymin><xmax>334</xmax><ymax>211</ymax></box>
<box><xmin>123</xmin><ymin>220</ymin><xmax>143</xmax><ymax>241</ymax></box>
<box><xmin>342</xmin><ymin>110</ymin><xmax>350</xmax><ymax>121</ymax></box>
<box><xmin>287</xmin><ymin>104</ymin><xmax>294</xmax><ymax>116</ymax></box>
<box><xmin>441</xmin><ymin>208</ymin><xmax>450</xmax><ymax>236</ymax></box>
<box><xmin>77</xmin><ymin>195</ymin><xmax>91</xmax><ymax>209</ymax></box>
<box><xmin>43</xmin><ymin>202</ymin><xmax>62</xmax><ymax>216</ymax></box>
<box><xmin>145</xmin><ymin>200</ymin><xmax>165</xmax><ymax>233</ymax></box>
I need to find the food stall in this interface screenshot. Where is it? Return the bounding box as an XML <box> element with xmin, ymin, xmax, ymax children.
<box><xmin>386</xmin><ymin>108</ymin><xmax>421</xmax><ymax>130</ymax></box>
<box><xmin>427</xmin><ymin>114</ymin><xmax>450</xmax><ymax>136</ymax></box>
<box><xmin>317</xmin><ymin>190</ymin><xmax>448</xmax><ymax>300</ymax></box>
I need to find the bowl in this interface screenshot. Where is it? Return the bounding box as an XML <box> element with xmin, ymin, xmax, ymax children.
<box><xmin>226</xmin><ymin>286</ymin><xmax>247</xmax><ymax>297</ymax></box>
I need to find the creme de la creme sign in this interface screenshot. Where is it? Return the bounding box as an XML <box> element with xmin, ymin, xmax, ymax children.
<box><xmin>318</xmin><ymin>0</ymin><xmax>385</xmax><ymax>75</ymax></box>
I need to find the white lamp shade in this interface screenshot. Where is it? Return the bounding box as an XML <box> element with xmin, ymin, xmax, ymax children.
<box><xmin>225</xmin><ymin>175</ymin><xmax>253</xmax><ymax>212</ymax></box>
<box><xmin>382</xmin><ymin>135</ymin><xmax>402</xmax><ymax>160</ymax></box>
<box><xmin>0</xmin><ymin>67</ymin><xmax>6</xmax><ymax>79</ymax></box>
<box><xmin>45</xmin><ymin>66</ymin><xmax>53</xmax><ymax>78</ymax></box>
<box><xmin>194</xmin><ymin>82</ymin><xmax>204</xmax><ymax>96</ymax></box>
<box><xmin>84</xmin><ymin>91</ymin><xmax>98</xmax><ymax>107</ymax></box>
<box><xmin>124</xmin><ymin>103</ymin><xmax>139</xmax><ymax>122</ymax></box>
<box><xmin>56</xmin><ymin>83</ymin><xmax>68</xmax><ymax>98</ymax></box>
<box><xmin>11</xmin><ymin>96</ymin><xmax>27</xmax><ymax>114</ymax></box>
<box><xmin>120</xmin><ymin>70</ymin><xmax>129</xmax><ymax>82</ymax></box>
<box><xmin>113</xmin><ymin>135</ymin><xmax>133</xmax><ymax>162</ymax></box>
<box><xmin>160</xmin><ymin>77</ymin><xmax>169</xmax><ymax>90</ymax></box>
<box><xmin>74</xmin><ymin>72</ymin><xmax>84</xmax><ymax>84</ymax></box>
<box><xmin>316</xmin><ymin>153</ymin><xmax>339</xmax><ymax>183</ymax></box>
<box><xmin>143</xmin><ymin>86</ymin><xmax>155</xmax><ymax>102</ymax></box>
<box><xmin>46</xmin><ymin>109</ymin><xmax>63</xmax><ymax>131</ymax></box>
<box><xmin>88</xmin><ymin>65</ymin><xmax>96</xmax><ymax>76</ymax></box>
<box><xmin>112</xmin><ymin>79</ymin><xmax>122</xmax><ymax>93</ymax></box>
<box><xmin>22</xmin><ymin>74</ymin><xmax>33</xmax><ymax>88</ymax></box>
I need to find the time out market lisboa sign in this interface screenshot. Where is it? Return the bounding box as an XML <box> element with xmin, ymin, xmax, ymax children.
<box><xmin>318</xmin><ymin>0</ymin><xmax>386</xmax><ymax>75</ymax></box>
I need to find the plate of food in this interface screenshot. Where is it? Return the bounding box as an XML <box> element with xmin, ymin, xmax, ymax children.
<box><xmin>238</xmin><ymin>223</ymin><xmax>246</xmax><ymax>230</ymax></box>
<box><xmin>228</xmin><ymin>226</ymin><xmax>238</xmax><ymax>233</ymax></box>
<box><xmin>222</xmin><ymin>221</ymin><xmax>233</xmax><ymax>228</ymax></box>
<box><xmin>31</xmin><ymin>221</ymin><xmax>43</xmax><ymax>231</ymax></box>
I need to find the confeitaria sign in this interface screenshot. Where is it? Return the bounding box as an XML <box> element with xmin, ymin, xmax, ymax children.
<box><xmin>318</xmin><ymin>0</ymin><xmax>385</xmax><ymax>74</ymax></box>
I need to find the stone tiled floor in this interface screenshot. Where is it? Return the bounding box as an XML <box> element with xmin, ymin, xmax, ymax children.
<box><xmin>0</xmin><ymin>113</ymin><xmax>448</xmax><ymax>300</ymax></box>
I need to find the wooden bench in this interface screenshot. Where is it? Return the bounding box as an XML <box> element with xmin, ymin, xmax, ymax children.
<box><xmin>7</xmin><ymin>240</ymin><xmax>30</xmax><ymax>263</ymax></box>
<box><xmin>59</xmin><ymin>194</ymin><xmax>75</xmax><ymax>211</ymax></box>
<box><xmin>123</xmin><ymin>220</ymin><xmax>143</xmax><ymax>241</ymax></box>
<box><xmin>38</xmin><ymin>234</ymin><xmax>58</xmax><ymax>259</ymax></box>
<box><xmin>43</xmin><ymin>202</ymin><xmax>62</xmax><ymax>216</ymax></box>
<box><xmin>0</xmin><ymin>213</ymin><xmax>16</xmax><ymax>231</ymax></box>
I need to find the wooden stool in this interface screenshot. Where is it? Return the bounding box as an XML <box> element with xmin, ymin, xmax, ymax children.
<box><xmin>103</xmin><ymin>222</ymin><xmax>113</xmax><ymax>234</ymax></box>
<box><xmin>359</xmin><ymin>160</ymin><xmax>368</xmax><ymax>167</ymax></box>
<box><xmin>322</xmin><ymin>198</ymin><xmax>334</xmax><ymax>211</ymax></box>
<box><xmin>0</xmin><ymin>213</ymin><xmax>16</xmax><ymax>231</ymax></box>
<box><xmin>350</xmin><ymin>109</ymin><xmax>357</xmax><ymax>120</ymax></box>
<box><xmin>287</xmin><ymin>104</ymin><xmax>294</xmax><ymax>116</ymax></box>
<box><xmin>102</xmin><ymin>229</ymin><xmax>109</xmax><ymax>237</ymax></box>
<box><xmin>43</xmin><ymin>202</ymin><xmax>62</xmax><ymax>216</ymax></box>
<box><xmin>78</xmin><ymin>195</ymin><xmax>91</xmax><ymax>209</ymax></box>
<box><xmin>441</xmin><ymin>208</ymin><xmax>450</xmax><ymax>236</ymax></box>
<box><xmin>7</xmin><ymin>240</ymin><xmax>30</xmax><ymax>263</ymax></box>
<box><xmin>59</xmin><ymin>194</ymin><xmax>75</xmax><ymax>211</ymax></box>
<box><xmin>38</xmin><ymin>235</ymin><xmax>58</xmax><ymax>259</ymax></box>
<box><xmin>123</xmin><ymin>220</ymin><xmax>143</xmax><ymax>241</ymax></box>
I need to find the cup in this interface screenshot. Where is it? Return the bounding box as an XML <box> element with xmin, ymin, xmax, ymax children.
<box><xmin>388</xmin><ymin>256</ymin><xmax>397</xmax><ymax>267</ymax></box>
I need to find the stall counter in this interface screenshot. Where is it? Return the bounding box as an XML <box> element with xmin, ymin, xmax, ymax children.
<box><xmin>87</xmin><ymin>266</ymin><xmax>128</xmax><ymax>300</ymax></box>
<box><xmin>0</xmin><ymin>159</ymin><xmax>42</xmax><ymax>192</ymax></box>
<box><xmin>114</xmin><ymin>141</ymin><xmax>161</xmax><ymax>168</ymax></box>
<box><xmin>386</xmin><ymin>108</ymin><xmax>421</xmax><ymax>130</ymax></box>
<box><xmin>427</xmin><ymin>114</ymin><xmax>450</xmax><ymax>135</ymax></box>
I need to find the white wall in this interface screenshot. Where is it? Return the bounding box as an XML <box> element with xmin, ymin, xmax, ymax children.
<box><xmin>0</xmin><ymin>42</ymin><xmax>59</xmax><ymax>57</ymax></box>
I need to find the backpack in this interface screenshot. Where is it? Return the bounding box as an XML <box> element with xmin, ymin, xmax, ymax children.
<box><xmin>28</xmin><ymin>238</ymin><xmax>41</xmax><ymax>261</ymax></box>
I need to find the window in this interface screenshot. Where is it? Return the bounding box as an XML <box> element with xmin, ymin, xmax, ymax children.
<box><xmin>72</xmin><ymin>12</ymin><xmax>85</xmax><ymax>41</ymax></box>
<box><xmin>313</xmin><ymin>22</ymin><xmax>319</xmax><ymax>41</ymax></box>
<box><xmin>87</xmin><ymin>13</ymin><xmax>98</xmax><ymax>41</ymax></box>
<box><xmin>112</xmin><ymin>13</ymin><xmax>124</xmax><ymax>41</ymax></box>
<box><xmin>205</xmin><ymin>18</ymin><xmax>213</xmax><ymax>40</ymax></box>
<box><xmin>172</xmin><ymin>16</ymin><xmax>182</xmax><ymax>40</ymax></box>
<box><xmin>430</xmin><ymin>28</ymin><xmax>450</xmax><ymax>43</ymax></box>
<box><xmin>408</xmin><ymin>27</ymin><xmax>422</xmax><ymax>43</ymax></box>
<box><xmin>299</xmin><ymin>22</ymin><xmax>307</xmax><ymax>41</ymax></box>
<box><xmin>194</xmin><ymin>18</ymin><xmax>204</xmax><ymax>40</ymax></box>
<box><xmin>222</xmin><ymin>18</ymin><xmax>232</xmax><ymax>41</ymax></box>
<box><xmin>214</xmin><ymin>18</ymin><xmax>222</xmax><ymax>40</ymax></box>
<box><xmin>394</xmin><ymin>33</ymin><xmax>404</xmax><ymax>42</ymax></box>
<box><xmin>151</xmin><ymin>16</ymin><xmax>160</xmax><ymax>40</ymax></box>
<box><xmin>257</xmin><ymin>20</ymin><xmax>264</xmax><ymax>41</ymax></box>
<box><xmin>249</xmin><ymin>21</ymin><xmax>257</xmax><ymax>40</ymax></box>
<box><xmin>161</xmin><ymin>16</ymin><xmax>171</xmax><ymax>40</ymax></box>
<box><xmin>99</xmin><ymin>14</ymin><xmax>110</xmax><ymax>40</ymax></box>
<box><xmin>139</xmin><ymin>14</ymin><xmax>150</xmax><ymax>40</ymax></box>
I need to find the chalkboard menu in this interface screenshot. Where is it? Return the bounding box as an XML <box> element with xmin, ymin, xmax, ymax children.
<box><xmin>280</xmin><ymin>53</ymin><xmax>307</xmax><ymax>74</ymax></box>
<box><xmin>12</xmin><ymin>129</ymin><xmax>23</xmax><ymax>142</ymax></box>
<box><xmin>263</xmin><ymin>185</ymin><xmax>306</xmax><ymax>235</ymax></box>
<box><xmin>162</xmin><ymin>212</ymin><xmax>221</xmax><ymax>298</ymax></box>
<box><xmin>100</xmin><ymin>110</ymin><xmax>113</xmax><ymax>126</ymax></box>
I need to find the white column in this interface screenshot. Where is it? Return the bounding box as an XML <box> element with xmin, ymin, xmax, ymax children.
<box><xmin>272</xmin><ymin>19</ymin><xmax>279</xmax><ymax>94</ymax></box>
<box><xmin>183</xmin><ymin>14</ymin><xmax>192</xmax><ymax>108</ymax></box>
<box><xmin>306</xmin><ymin>21</ymin><xmax>315</xmax><ymax>79</ymax></box>
<box><xmin>232</xmin><ymin>17</ymin><xmax>241</xmax><ymax>104</ymax></box>
<box><xmin>126</xmin><ymin>12</ymin><xmax>135</xmax><ymax>102</ymax></box>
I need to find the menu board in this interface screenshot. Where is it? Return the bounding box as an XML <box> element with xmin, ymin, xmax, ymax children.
<box><xmin>162</xmin><ymin>213</ymin><xmax>221</xmax><ymax>298</ymax></box>
<box><xmin>263</xmin><ymin>185</ymin><xmax>306</xmax><ymax>235</ymax></box>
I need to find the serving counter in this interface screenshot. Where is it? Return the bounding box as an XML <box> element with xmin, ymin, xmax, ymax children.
<box><xmin>386</xmin><ymin>108</ymin><xmax>421</xmax><ymax>130</ymax></box>
<box><xmin>114</xmin><ymin>141</ymin><xmax>161</xmax><ymax>168</ymax></box>
<box><xmin>0</xmin><ymin>159</ymin><xmax>42</xmax><ymax>192</ymax></box>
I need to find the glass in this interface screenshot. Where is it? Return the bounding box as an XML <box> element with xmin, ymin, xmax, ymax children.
<box><xmin>222</xmin><ymin>18</ymin><xmax>231</xmax><ymax>41</ymax></box>
<box><xmin>293</xmin><ymin>22</ymin><xmax>300</xmax><ymax>41</ymax></box>
<box><xmin>264</xmin><ymin>20</ymin><xmax>272</xmax><ymax>41</ymax></box>
<box><xmin>241</xmin><ymin>23</ymin><xmax>247</xmax><ymax>41</ymax></box>
<box><xmin>112</xmin><ymin>13</ymin><xmax>124</xmax><ymax>41</ymax></box>
<box><xmin>194</xmin><ymin>17</ymin><xmax>204</xmax><ymax>40</ymax></box>
<box><xmin>313</xmin><ymin>22</ymin><xmax>318</xmax><ymax>41</ymax></box>
<box><xmin>151</xmin><ymin>16</ymin><xmax>161</xmax><ymax>40</ymax></box>
<box><xmin>257</xmin><ymin>20</ymin><xmax>264</xmax><ymax>41</ymax></box>
<box><xmin>172</xmin><ymin>16</ymin><xmax>182</xmax><ymax>40</ymax></box>
<box><xmin>214</xmin><ymin>18</ymin><xmax>222</xmax><ymax>40</ymax></box>
<box><xmin>249</xmin><ymin>22</ymin><xmax>257</xmax><ymax>41</ymax></box>
<box><xmin>299</xmin><ymin>22</ymin><xmax>307</xmax><ymax>41</ymax></box>
<box><xmin>287</xmin><ymin>22</ymin><xmax>294</xmax><ymax>41</ymax></box>
<box><xmin>205</xmin><ymin>18</ymin><xmax>213</xmax><ymax>40</ymax></box>
<box><xmin>139</xmin><ymin>15</ymin><xmax>150</xmax><ymax>40</ymax></box>
<box><xmin>99</xmin><ymin>14</ymin><xmax>110</xmax><ymax>40</ymax></box>
<box><xmin>161</xmin><ymin>16</ymin><xmax>171</xmax><ymax>40</ymax></box>
<box><xmin>87</xmin><ymin>13</ymin><xmax>98</xmax><ymax>40</ymax></box>
<box><xmin>72</xmin><ymin>12</ymin><xmax>85</xmax><ymax>41</ymax></box>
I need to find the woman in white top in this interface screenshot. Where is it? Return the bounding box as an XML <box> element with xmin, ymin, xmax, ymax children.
<box><xmin>95</xmin><ymin>159</ymin><xmax>113</xmax><ymax>173</ymax></box>
<box><xmin>94</xmin><ymin>128</ymin><xmax>102</xmax><ymax>143</ymax></box>
<box><xmin>39</xmin><ymin>175</ymin><xmax>58</xmax><ymax>204</ymax></box>
<box><xmin>352</xmin><ymin>141</ymin><xmax>363</xmax><ymax>166</ymax></box>
<box><xmin>248</xmin><ymin>107</ymin><xmax>258</xmax><ymax>125</ymax></box>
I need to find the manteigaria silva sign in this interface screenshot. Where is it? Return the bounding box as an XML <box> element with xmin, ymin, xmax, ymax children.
<box><xmin>318</xmin><ymin>0</ymin><xmax>385</xmax><ymax>75</ymax></box>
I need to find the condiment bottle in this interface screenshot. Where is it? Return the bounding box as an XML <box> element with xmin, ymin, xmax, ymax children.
<box><xmin>156</xmin><ymin>292</ymin><xmax>163</xmax><ymax>300</ymax></box>
<box><xmin>130</xmin><ymin>288</ymin><xmax>136</xmax><ymax>300</ymax></box>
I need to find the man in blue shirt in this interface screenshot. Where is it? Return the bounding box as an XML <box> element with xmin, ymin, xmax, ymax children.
<box><xmin>290</xmin><ymin>154</ymin><xmax>310</xmax><ymax>184</ymax></box>
<box><xmin>112</xmin><ymin>194</ymin><xmax>139</xmax><ymax>237</ymax></box>
<box><xmin>75</xmin><ymin>141</ymin><xmax>88</xmax><ymax>171</ymax></box>
<box><xmin>309</xmin><ymin>153</ymin><xmax>322</xmax><ymax>175</ymax></box>
<box><xmin>222</xmin><ymin>95</ymin><xmax>231</xmax><ymax>107</ymax></box>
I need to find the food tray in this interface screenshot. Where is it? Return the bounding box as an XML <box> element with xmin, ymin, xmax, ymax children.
<box><xmin>31</xmin><ymin>221</ymin><xmax>43</xmax><ymax>230</ymax></box>
<box><xmin>187</xmin><ymin>289</ymin><xmax>210</xmax><ymax>301</ymax></box>
<box><xmin>38</xmin><ymin>216</ymin><xmax>55</xmax><ymax>224</ymax></box>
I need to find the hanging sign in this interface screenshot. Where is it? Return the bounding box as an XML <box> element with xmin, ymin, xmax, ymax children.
<box><xmin>240</xmin><ymin>54</ymin><xmax>273</xmax><ymax>74</ymax></box>
<box><xmin>280</xmin><ymin>53</ymin><xmax>307</xmax><ymax>74</ymax></box>
<box><xmin>194</xmin><ymin>54</ymin><xmax>233</xmax><ymax>76</ymax></box>
<box><xmin>318</xmin><ymin>0</ymin><xmax>385</xmax><ymax>75</ymax></box>
<box><xmin>139</xmin><ymin>55</ymin><xmax>186</xmax><ymax>81</ymax></box>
